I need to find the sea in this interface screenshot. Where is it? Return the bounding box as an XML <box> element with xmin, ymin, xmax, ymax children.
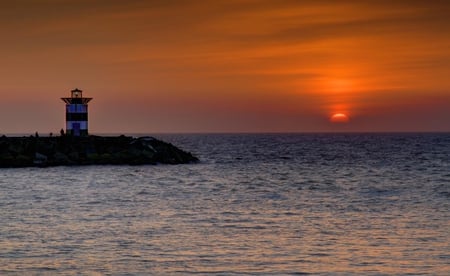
<box><xmin>0</xmin><ymin>133</ymin><xmax>449</xmax><ymax>275</ymax></box>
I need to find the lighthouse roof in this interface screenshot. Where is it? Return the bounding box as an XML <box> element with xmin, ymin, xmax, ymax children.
<box><xmin>61</xmin><ymin>88</ymin><xmax>92</xmax><ymax>104</ymax></box>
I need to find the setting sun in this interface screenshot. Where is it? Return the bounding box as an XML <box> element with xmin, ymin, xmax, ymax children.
<box><xmin>330</xmin><ymin>113</ymin><xmax>350</xmax><ymax>123</ymax></box>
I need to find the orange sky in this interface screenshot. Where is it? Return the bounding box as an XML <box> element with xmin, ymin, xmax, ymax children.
<box><xmin>0</xmin><ymin>0</ymin><xmax>449</xmax><ymax>133</ymax></box>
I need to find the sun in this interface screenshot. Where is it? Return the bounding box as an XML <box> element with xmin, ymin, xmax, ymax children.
<box><xmin>330</xmin><ymin>113</ymin><xmax>349</xmax><ymax>123</ymax></box>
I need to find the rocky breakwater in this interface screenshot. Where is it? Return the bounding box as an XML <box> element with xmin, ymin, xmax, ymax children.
<box><xmin>0</xmin><ymin>135</ymin><xmax>198</xmax><ymax>167</ymax></box>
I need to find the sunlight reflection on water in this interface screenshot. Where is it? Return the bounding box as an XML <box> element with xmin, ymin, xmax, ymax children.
<box><xmin>0</xmin><ymin>134</ymin><xmax>449</xmax><ymax>274</ymax></box>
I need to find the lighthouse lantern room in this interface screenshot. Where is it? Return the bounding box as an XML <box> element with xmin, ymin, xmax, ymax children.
<box><xmin>61</xmin><ymin>88</ymin><xmax>93</xmax><ymax>136</ymax></box>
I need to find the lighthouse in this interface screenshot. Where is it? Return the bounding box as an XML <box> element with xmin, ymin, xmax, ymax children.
<box><xmin>61</xmin><ymin>88</ymin><xmax>93</xmax><ymax>136</ymax></box>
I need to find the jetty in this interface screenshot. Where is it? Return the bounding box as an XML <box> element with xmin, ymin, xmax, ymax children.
<box><xmin>0</xmin><ymin>135</ymin><xmax>198</xmax><ymax>167</ymax></box>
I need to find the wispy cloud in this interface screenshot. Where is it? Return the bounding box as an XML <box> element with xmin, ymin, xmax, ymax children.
<box><xmin>0</xmin><ymin>0</ymin><xmax>448</xmax><ymax>132</ymax></box>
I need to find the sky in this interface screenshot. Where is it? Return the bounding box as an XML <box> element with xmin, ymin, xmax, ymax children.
<box><xmin>0</xmin><ymin>0</ymin><xmax>449</xmax><ymax>133</ymax></box>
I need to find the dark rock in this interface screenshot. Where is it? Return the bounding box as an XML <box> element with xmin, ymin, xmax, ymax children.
<box><xmin>0</xmin><ymin>135</ymin><xmax>198</xmax><ymax>168</ymax></box>
<box><xmin>34</xmin><ymin>152</ymin><xmax>48</xmax><ymax>166</ymax></box>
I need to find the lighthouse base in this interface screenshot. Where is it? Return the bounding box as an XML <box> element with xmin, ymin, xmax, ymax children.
<box><xmin>66</xmin><ymin>121</ymin><xmax>88</xmax><ymax>136</ymax></box>
<box><xmin>66</xmin><ymin>129</ymin><xmax>88</xmax><ymax>136</ymax></box>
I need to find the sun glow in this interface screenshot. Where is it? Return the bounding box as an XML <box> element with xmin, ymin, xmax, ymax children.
<box><xmin>330</xmin><ymin>113</ymin><xmax>350</xmax><ymax>123</ymax></box>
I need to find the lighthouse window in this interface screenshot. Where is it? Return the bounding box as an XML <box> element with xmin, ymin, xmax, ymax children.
<box><xmin>78</xmin><ymin>105</ymin><xmax>87</xmax><ymax>112</ymax></box>
<box><xmin>67</xmin><ymin>105</ymin><xmax>87</xmax><ymax>113</ymax></box>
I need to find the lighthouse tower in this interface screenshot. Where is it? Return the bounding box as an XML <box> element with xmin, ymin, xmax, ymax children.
<box><xmin>61</xmin><ymin>88</ymin><xmax>93</xmax><ymax>136</ymax></box>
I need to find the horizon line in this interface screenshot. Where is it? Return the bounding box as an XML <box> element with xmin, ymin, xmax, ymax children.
<box><xmin>2</xmin><ymin>131</ymin><xmax>449</xmax><ymax>137</ymax></box>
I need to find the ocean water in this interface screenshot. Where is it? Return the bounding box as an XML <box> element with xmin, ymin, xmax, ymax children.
<box><xmin>0</xmin><ymin>133</ymin><xmax>449</xmax><ymax>275</ymax></box>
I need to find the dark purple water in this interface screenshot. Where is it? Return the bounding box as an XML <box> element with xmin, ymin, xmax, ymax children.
<box><xmin>1</xmin><ymin>133</ymin><xmax>449</xmax><ymax>274</ymax></box>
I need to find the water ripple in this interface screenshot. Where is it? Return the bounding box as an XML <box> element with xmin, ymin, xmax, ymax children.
<box><xmin>0</xmin><ymin>133</ymin><xmax>449</xmax><ymax>274</ymax></box>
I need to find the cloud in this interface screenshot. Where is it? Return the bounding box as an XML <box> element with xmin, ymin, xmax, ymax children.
<box><xmin>0</xmin><ymin>0</ymin><xmax>449</xmax><ymax>132</ymax></box>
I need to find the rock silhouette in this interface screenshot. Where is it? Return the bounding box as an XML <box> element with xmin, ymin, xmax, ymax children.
<box><xmin>0</xmin><ymin>135</ymin><xmax>198</xmax><ymax>167</ymax></box>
